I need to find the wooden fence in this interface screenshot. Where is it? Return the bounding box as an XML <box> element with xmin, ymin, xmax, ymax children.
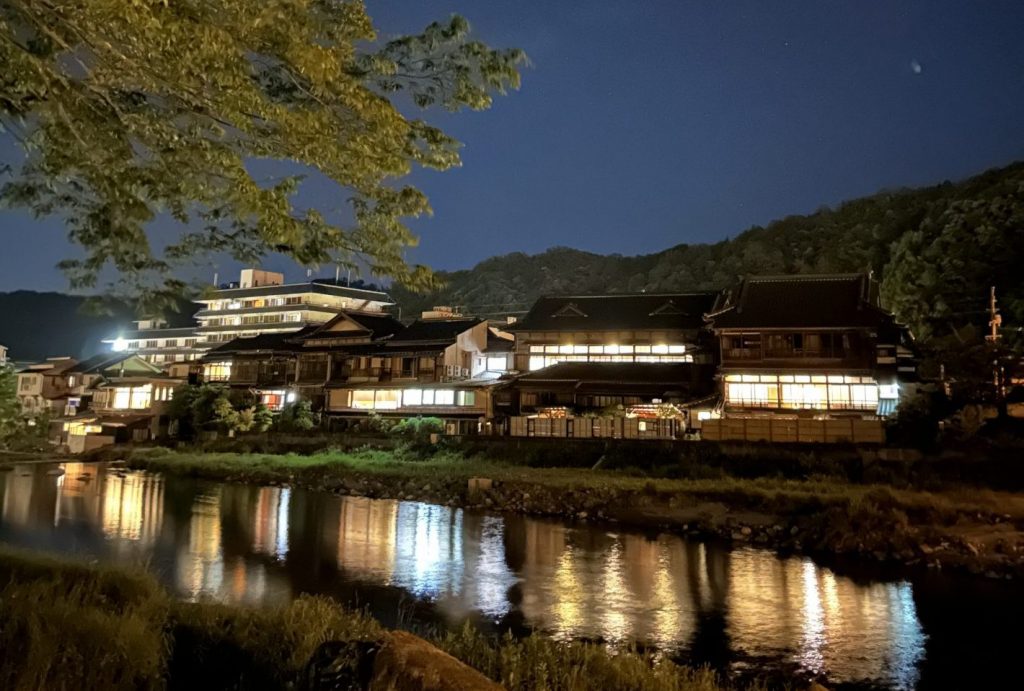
<box><xmin>508</xmin><ymin>416</ymin><xmax>678</xmax><ymax>440</ymax></box>
<box><xmin>700</xmin><ymin>417</ymin><xmax>885</xmax><ymax>444</ymax></box>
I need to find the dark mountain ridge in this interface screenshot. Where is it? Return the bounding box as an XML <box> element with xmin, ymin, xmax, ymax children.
<box><xmin>391</xmin><ymin>161</ymin><xmax>1024</xmax><ymax>341</ymax></box>
<box><xmin>2</xmin><ymin>160</ymin><xmax>1022</xmax><ymax>361</ymax></box>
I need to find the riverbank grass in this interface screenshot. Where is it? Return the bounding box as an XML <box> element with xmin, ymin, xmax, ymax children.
<box><xmin>0</xmin><ymin>547</ymin><xmax>745</xmax><ymax>691</ymax></box>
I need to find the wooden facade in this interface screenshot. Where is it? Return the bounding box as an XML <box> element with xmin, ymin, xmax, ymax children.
<box><xmin>707</xmin><ymin>274</ymin><xmax>916</xmax><ymax>418</ymax></box>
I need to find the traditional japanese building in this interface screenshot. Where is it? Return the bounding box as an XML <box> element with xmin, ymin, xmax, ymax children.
<box><xmin>199</xmin><ymin>327</ymin><xmax>319</xmax><ymax>410</ymax></box>
<box><xmin>323</xmin><ymin>311</ymin><xmax>507</xmax><ymax>432</ymax></box>
<box><xmin>58</xmin><ymin>354</ymin><xmax>183</xmax><ymax>452</ymax></box>
<box><xmin>705</xmin><ymin>273</ymin><xmax>916</xmax><ymax>423</ymax></box>
<box><xmin>508</xmin><ymin>293</ymin><xmax>718</xmax><ymax>372</ymax></box>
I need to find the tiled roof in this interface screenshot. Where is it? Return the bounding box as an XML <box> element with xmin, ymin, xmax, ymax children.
<box><xmin>197</xmin><ymin>280</ymin><xmax>392</xmax><ymax>303</ymax></box>
<box><xmin>388</xmin><ymin>318</ymin><xmax>482</xmax><ymax>345</ymax></box>
<box><xmin>510</xmin><ymin>293</ymin><xmax>717</xmax><ymax>332</ymax></box>
<box><xmin>509</xmin><ymin>362</ymin><xmax>716</xmax><ymax>398</ymax></box>
<box><xmin>205</xmin><ymin>326</ymin><xmax>320</xmax><ymax>356</ymax></box>
<box><xmin>485</xmin><ymin>329</ymin><xmax>515</xmax><ymax>353</ymax></box>
<box><xmin>513</xmin><ymin>361</ymin><xmax>699</xmax><ymax>384</ymax></box>
<box><xmin>304</xmin><ymin>311</ymin><xmax>405</xmax><ymax>341</ymax></box>
<box><xmin>707</xmin><ymin>274</ymin><xmax>895</xmax><ymax>329</ymax></box>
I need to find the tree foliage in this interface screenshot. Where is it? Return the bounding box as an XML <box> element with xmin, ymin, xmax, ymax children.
<box><xmin>0</xmin><ymin>0</ymin><xmax>524</xmax><ymax>309</ymax></box>
<box><xmin>0</xmin><ymin>363</ymin><xmax>19</xmax><ymax>441</ymax></box>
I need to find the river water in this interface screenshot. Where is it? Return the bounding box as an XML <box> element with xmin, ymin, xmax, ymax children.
<box><xmin>0</xmin><ymin>462</ymin><xmax>1017</xmax><ymax>689</ymax></box>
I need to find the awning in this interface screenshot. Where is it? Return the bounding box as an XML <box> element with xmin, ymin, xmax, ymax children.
<box><xmin>877</xmin><ymin>399</ymin><xmax>898</xmax><ymax>417</ymax></box>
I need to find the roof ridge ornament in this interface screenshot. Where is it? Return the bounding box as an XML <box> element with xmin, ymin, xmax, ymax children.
<box><xmin>551</xmin><ymin>302</ymin><xmax>588</xmax><ymax>318</ymax></box>
<box><xmin>649</xmin><ymin>299</ymin><xmax>686</xmax><ymax>316</ymax></box>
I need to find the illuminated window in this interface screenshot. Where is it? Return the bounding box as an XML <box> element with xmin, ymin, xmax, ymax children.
<box><xmin>457</xmin><ymin>391</ymin><xmax>477</xmax><ymax>407</ymax></box>
<box><xmin>435</xmin><ymin>390</ymin><xmax>455</xmax><ymax>405</ymax></box>
<box><xmin>260</xmin><ymin>391</ymin><xmax>285</xmax><ymax>410</ymax></box>
<box><xmin>529</xmin><ymin>345</ymin><xmax>545</xmax><ymax>353</ymax></box>
<box><xmin>403</xmin><ymin>389</ymin><xmax>422</xmax><ymax>406</ymax></box>
<box><xmin>111</xmin><ymin>385</ymin><xmax>151</xmax><ymax>410</ymax></box>
<box><xmin>68</xmin><ymin>421</ymin><xmax>103</xmax><ymax>436</ymax></box>
<box><xmin>422</xmin><ymin>390</ymin><xmax>435</xmax><ymax>405</ymax></box>
<box><xmin>529</xmin><ymin>356</ymin><xmax>546</xmax><ymax>371</ymax></box>
<box><xmin>204</xmin><ymin>363</ymin><xmax>232</xmax><ymax>381</ymax></box>
<box><xmin>486</xmin><ymin>357</ymin><xmax>507</xmax><ymax>372</ymax></box>
<box><xmin>351</xmin><ymin>390</ymin><xmax>376</xmax><ymax>410</ymax></box>
<box><xmin>726</xmin><ymin>374</ymin><xmax>880</xmax><ymax>411</ymax></box>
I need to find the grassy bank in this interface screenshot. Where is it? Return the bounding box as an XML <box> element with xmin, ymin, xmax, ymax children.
<box><xmin>0</xmin><ymin>547</ymin><xmax>745</xmax><ymax>691</ymax></box>
<box><xmin>112</xmin><ymin>445</ymin><xmax>1024</xmax><ymax>578</ymax></box>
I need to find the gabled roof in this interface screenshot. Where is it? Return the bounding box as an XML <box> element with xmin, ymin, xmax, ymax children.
<box><xmin>303</xmin><ymin>311</ymin><xmax>405</xmax><ymax>342</ymax></box>
<box><xmin>65</xmin><ymin>352</ymin><xmax>163</xmax><ymax>376</ymax></box>
<box><xmin>510</xmin><ymin>293</ymin><xmax>717</xmax><ymax>332</ymax></box>
<box><xmin>388</xmin><ymin>318</ymin><xmax>483</xmax><ymax>346</ymax></box>
<box><xmin>707</xmin><ymin>273</ymin><xmax>895</xmax><ymax>330</ymax></box>
<box><xmin>205</xmin><ymin>326</ymin><xmax>320</xmax><ymax>358</ymax></box>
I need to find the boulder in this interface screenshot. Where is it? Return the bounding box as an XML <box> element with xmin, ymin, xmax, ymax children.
<box><xmin>370</xmin><ymin>631</ymin><xmax>504</xmax><ymax>691</ymax></box>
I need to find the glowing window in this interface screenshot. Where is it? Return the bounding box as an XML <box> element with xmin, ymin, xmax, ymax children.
<box><xmin>435</xmin><ymin>390</ymin><xmax>455</xmax><ymax>405</ymax></box>
<box><xmin>373</xmin><ymin>390</ymin><xmax>400</xmax><ymax>410</ymax></box>
<box><xmin>403</xmin><ymin>389</ymin><xmax>422</xmax><ymax>406</ymax></box>
<box><xmin>111</xmin><ymin>385</ymin><xmax>151</xmax><ymax>410</ymax></box>
<box><xmin>204</xmin><ymin>363</ymin><xmax>232</xmax><ymax>381</ymax></box>
<box><xmin>351</xmin><ymin>390</ymin><xmax>376</xmax><ymax>410</ymax></box>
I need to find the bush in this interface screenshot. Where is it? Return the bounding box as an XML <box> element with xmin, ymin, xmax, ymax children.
<box><xmin>276</xmin><ymin>400</ymin><xmax>318</xmax><ymax>433</ymax></box>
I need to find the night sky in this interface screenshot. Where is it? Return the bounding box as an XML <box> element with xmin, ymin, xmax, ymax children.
<box><xmin>2</xmin><ymin>0</ymin><xmax>1023</xmax><ymax>292</ymax></box>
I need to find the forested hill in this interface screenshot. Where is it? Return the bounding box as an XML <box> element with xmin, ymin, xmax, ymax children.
<box><xmin>0</xmin><ymin>292</ymin><xmax>132</xmax><ymax>362</ymax></box>
<box><xmin>392</xmin><ymin>161</ymin><xmax>1024</xmax><ymax>341</ymax></box>
<box><xmin>0</xmin><ymin>293</ymin><xmax>196</xmax><ymax>363</ymax></box>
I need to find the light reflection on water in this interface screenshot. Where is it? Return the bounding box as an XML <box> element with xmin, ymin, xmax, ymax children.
<box><xmin>0</xmin><ymin>462</ymin><xmax>946</xmax><ymax>689</ymax></box>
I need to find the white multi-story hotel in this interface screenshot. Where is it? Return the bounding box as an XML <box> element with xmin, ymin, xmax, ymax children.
<box><xmin>195</xmin><ymin>269</ymin><xmax>393</xmax><ymax>344</ymax></box>
<box><xmin>104</xmin><ymin>269</ymin><xmax>394</xmax><ymax>367</ymax></box>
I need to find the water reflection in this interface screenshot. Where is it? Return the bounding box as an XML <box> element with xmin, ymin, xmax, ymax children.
<box><xmin>0</xmin><ymin>462</ymin><xmax>968</xmax><ymax>689</ymax></box>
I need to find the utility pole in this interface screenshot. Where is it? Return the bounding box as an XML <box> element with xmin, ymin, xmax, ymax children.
<box><xmin>986</xmin><ymin>286</ymin><xmax>1002</xmax><ymax>343</ymax></box>
<box><xmin>986</xmin><ymin>286</ymin><xmax>1007</xmax><ymax>417</ymax></box>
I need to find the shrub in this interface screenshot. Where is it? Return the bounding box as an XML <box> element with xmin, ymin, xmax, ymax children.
<box><xmin>276</xmin><ymin>400</ymin><xmax>318</xmax><ymax>433</ymax></box>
